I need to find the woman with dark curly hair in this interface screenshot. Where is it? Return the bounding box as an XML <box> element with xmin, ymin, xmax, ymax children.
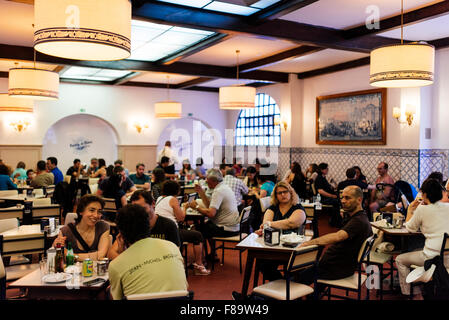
<box><xmin>151</xmin><ymin>167</ymin><xmax>166</xmax><ymax>202</ymax></box>
<box><xmin>53</xmin><ymin>194</ymin><xmax>110</xmax><ymax>261</ymax></box>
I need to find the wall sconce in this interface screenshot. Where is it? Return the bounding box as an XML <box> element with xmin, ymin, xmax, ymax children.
<box><xmin>274</xmin><ymin>117</ymin><xmax>288</xmax><ymax>131</ymax></box>
<box><xmin>133</xmin><ymin>122</ymin><xmax>149</xmax><ymax>133</ymax></box>
<box><xmin>393</xmin><ymin>105</ymin><xmax>415</xmax><ymax>126</ymax></box>
<box><xmin>10</xmin><ymin>119</ymin><xmax>31</xmax><ymax>132</ymax></box>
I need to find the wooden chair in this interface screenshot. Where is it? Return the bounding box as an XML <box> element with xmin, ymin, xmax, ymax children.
<box><xmin>102</xmin><ymin>198</ymin><xmax>118</xmax><ymax>222</ymax></box>
<box><xmin>317</xmin><ymin>234</ymin><xmax>377</xmax><ymax>300</ymax></box>
<box><xmin>252</xmin><ymin>245</ymin><xmax>321</xmax><ymax>300</ymax></box>
<box><xmin>0</xmin><ymin>252</ymin><xmax>5</xmax><ymax>300</ymax></box>
<box><xmin>0</xmin><ymin>207</ymin><xmax>23</xmax><ymax>221</ymax></box>
<box><xmin>32</xmin><ymin>198</ymin><xmax>51</xmax><ymax>206</ymax></box>
<box><xmin>211</xmin><ymin>206</ymin><xmax>252</xmax><ymax>273</ymax></box>
<box><xmin>64</xmin><ymin>212</ymin><xmax>78</xmax><ymax>225</ymax></box>
<box><xmin>304</xmin><ymin>206</ymin><xmax>319</xmax><ymax>238</ymax></box>
<box><xmin>126</xmin><ymin>290</ymin><xmax>193</xmax><ymax>300</ymax></box>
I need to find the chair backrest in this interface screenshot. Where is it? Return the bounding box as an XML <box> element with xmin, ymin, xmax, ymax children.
<box><xmin>288</xmin><ymin>245</ymin><xmax>321</xmax><ymax>273</ymax></box>
<box><xmin>0</xmin><ymin>207</ymin><xmax>23</xmax><ymax>221</ymax></box>
<box><xmin>358</xmin><ymin>234</ymin><xmax>377</xmax><ymax>264</ymax></box>
<box><xmin>0</xmin><ymin>252</ymin><xmax>5</xmax><ymax>279</ymax></box>
<box><xmin>64</xmin><ymin>175</ymin><xmax>71</xmax><ymax>184</ymax></box>
<box><xmin>89</xmin><ymin>184</ymin><xmax>98</xmax><ymax>195</ymax></box>
<box><xmin>65</xmin><ymin>212</ymin><xmax>78</xmax><ymax>225</ymax></box>
<box><xmin>239</xmin><ymin>206</ymin><xmax>252</xmax><ymax>224</ymax></box>
<box><xmin>304</xmin><ymin>206</ymin><xmax>314</xmax><ymax>219</ymax></box>
<box><xmin>260</xmin><ymin>196</ymin><xmax>271</xmax><ymax>213</ymax></box>
<box><xmin>311</xmin><ymin>183</ymin><xmax>317</xmax><ymax>196</ymax></box>
<box><xmin>0</xmin><ymin>190</ymin><xmax>18</xmax><ymax>197</ymax></box>
<box><xmin>103</xmin><ymin>198</ymin><xmax>117</xmax><ymax>211</ymax></box>
<box><xmin>89</xmin><ymin>178</ymin><xmax>100</xmax><ymax>185</ymax></box>
<box><xmin>33</xmin><ymin>188</ymin><xmax>44</xmax><ymax>196</ymax></box>
<box><xmin>440</xmin><ymin>233</ymin><xmax>449</xmax><ymax>257</ymax></box>
<box><xmin>33</xmin><ymin>198</ymin><xmax>52</xmax><ymax>206</ymax></box>
<box><xmin>0</xmin><ymin>251</ymin><xmax>5</xmax><ymax>300</ymax></box>
<box><xmin>126</xmin><ymin>290</ymin><xmax>192</xmax><ymax>300</ymax></box>
<box><xmin>0</xmin><ymin>218</ymin><xmax>19</xmax><ymax>234</ymax></box>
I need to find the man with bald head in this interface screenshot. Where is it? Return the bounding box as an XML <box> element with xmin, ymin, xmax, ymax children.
<box><xmin>370</xmin><ymin>161</ymin><xmax>395</xmax><ymax>214</ymax></box>
<box><xmin>299</xmin><ymin>186</ymin><xmax>373</xmax><ymax>281</ymax></box>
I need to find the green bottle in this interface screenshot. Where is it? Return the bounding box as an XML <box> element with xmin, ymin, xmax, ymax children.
<box><xmin>66</xmin><ymin>242</ymin><xmax>75</xmax><ymax>267</ymax></box>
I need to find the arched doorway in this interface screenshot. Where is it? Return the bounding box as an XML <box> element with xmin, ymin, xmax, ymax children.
<box><xmin>42</xmin><ymin>113</ymin><xmax>119</xmax><ymax>173</ymax></box>
<box><xmin>157</xmin><ymin>117</ymin><xmax>219</xmax><ymax>171</ymax></box>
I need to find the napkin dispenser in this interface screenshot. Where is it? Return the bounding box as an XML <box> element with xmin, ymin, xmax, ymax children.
<box><xmin>264</xmin><ymin>227</ymin><xmax>280</xmax><ymax>246</ymax></box>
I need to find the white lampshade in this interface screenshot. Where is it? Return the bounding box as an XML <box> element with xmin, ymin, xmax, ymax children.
<box><xmin>0</xmin><ymin>93</ymin><xmax>34</xmax><ymax>112</ymax></box>
<box><xmin>8</xmin><ymin>68</ymin><xmax>59</xmax><ymax>100</ymax></box>
<box><xmin>155</xmin><ymin>101</ymin><xmax>182</xmax><ymax>119</ymax></box>
<box><xmin>219</xmin><ymin>86</ymin><xmax>256</xmax><ymax>109</ymax></box>
<box><xmin>34</xmin><ymin>0</ymin><xmax>131</xmax><ymax>61</ymax></box>
<box><xmin>370</xmin><ymin>43</ymin><xmax>435</xmax><ymax>88</ymax></box>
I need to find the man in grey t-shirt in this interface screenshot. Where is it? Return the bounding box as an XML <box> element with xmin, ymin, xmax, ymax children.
<box><xmin>190</xmin><ymin>169</ymin><xmax>240</xmax><ymax>257</ymax></box>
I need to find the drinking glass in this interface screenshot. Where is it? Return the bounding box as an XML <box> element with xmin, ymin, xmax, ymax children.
<box><xmin>39</xmin><ymin>258</ymin><xmax>48</xmax><ymax>280</ymax></box>
<box><xmin>298</xmin><ymin>225</ymin><xmax>306</xmax><ymax>242</ymax></box>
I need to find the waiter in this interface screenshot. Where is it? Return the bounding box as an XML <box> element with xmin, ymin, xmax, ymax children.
<box><xmin>157</xmin><ymin>141</ymin><xmax>178</xmax><ymax>175</ymax></box>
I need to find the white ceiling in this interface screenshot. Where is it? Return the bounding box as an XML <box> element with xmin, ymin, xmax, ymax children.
<box><xmin>378</xmin><ymin>13</ymin><xmax>449</xmax><ymax>41</ymax></box>
<box><xmin>261</xmin><ymin>49</ymin><xmax>368</xmax><ymax>73</ymax></box>
<box><xmin>280</xmin><ymin>0</ymin><xmax>442</xmax><ymax>29</ymax></box>
<box><xmin>131</xmin><ymin>72</ymin><xmax>197</xmax><ymax>84</ymax></box>
<box><xmin>182</xmin><ymin>35</ymin><xmax>298</xmax><ymax>66</ymax></box>
<box><xmin>0</xmin><ymin>0</ymin><xmax>34</xmax><ymax>47</ymax></box>
<box><xmin>198</xmin><ymin>78</ymin><xmax>265</xmax><ymax>87</ymax></box>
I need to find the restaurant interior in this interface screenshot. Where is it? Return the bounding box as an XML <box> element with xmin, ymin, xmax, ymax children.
<box><xmin>1</xmin><ymin>0</ymin><xmax>449</xmax><ymax>302</ymax></box>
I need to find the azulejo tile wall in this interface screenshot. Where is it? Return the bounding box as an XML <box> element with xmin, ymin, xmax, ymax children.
<box><xmin>220</xmin><ymin>146</ymin><xmax>448</xmax><ymax>189</ymax></box>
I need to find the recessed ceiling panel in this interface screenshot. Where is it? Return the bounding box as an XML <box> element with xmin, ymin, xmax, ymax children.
<box><xmin>280</xmin><ymin>0</ymin><xmax>440</xmax><ymax>30</ymax></box>
<box><xmin>182</xmin><ymin>35</ymin><xmax>297</xmax><ymax>66</ymax></box>
<box><xmin>261</xmin><ymin>49</ymin><xmax>368</xmax><ymax>73</ymax></box>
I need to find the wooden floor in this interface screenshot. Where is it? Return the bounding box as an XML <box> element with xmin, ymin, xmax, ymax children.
<box><xmin>5</xmin><ymin>211</ymin><xmax>420</xmax><ymax>300</ymax></box>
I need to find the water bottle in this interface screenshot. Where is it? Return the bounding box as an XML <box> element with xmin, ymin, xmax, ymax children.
<box><xmin>315</xmin><ymin>194</ymin><xmax>322</xmax><ymax>210</ymax></box>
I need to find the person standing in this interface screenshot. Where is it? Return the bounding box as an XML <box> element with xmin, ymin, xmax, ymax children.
<box><xmin>108</xmin><ymin>204</ymin><xmax>187</xmax><ymax>300</ymax></box>
<box><xmin>315</xmin><ymin>163</ymin><xmax>340</xmax><ymax>227</ymax></box>
<box><xmin>157</xmin><ymin>141</ymin><xmax>178</xmax><ymax>175</ymax></box>
<box><xmin>46</xmin><ymin>157</ymin><xmax>63</xmax><ymax>185</ymax></box>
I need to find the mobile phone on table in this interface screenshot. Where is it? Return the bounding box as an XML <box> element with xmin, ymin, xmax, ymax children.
<box><xmin>83</xmin><ymin>278</ymin><xmax>106</xmax><ymax>286</ymax></box>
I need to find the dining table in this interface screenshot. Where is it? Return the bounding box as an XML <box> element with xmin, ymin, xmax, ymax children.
<box><xmin>236</xmin><ymin>232</ymin><xmax>315</xmax><ymax>297</ymax></box>
<box><xmin>8</xmin><ymin>266</ymin><xmax>109</xmax><ymax>300</ymax></box>
<box><xmin>0</xmin><ymin>224</ymin><xmax>46</xmax><ymax>257</ymax></box>
<box><xmin>371</xmin><ymin>220</ymin><xmax>422</xmax><ymax>252</ymax></box>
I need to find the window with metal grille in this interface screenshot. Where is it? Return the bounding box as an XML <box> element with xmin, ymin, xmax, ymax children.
<box><xmin>235</xmin><ymin>93</ymin><xmax>281</xmax><ymax>146</ymax></box>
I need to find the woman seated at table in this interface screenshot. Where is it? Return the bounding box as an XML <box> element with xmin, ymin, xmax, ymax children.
<box><xmin>395</xmin><ymin>178</ymin><xmax>449</xmax><ymax>297</ymax></box>
<box><xmin>179</xmin><ymin>159</ymin><xmax>196</xmax><ymax>181</ymax></box>
<box><xmin>195</xmin><ymin>157</ymin><xmax>206</xmax><ymax>180</ymax></box>
<box><xmin>0</xmin><ymin>164</ymin><xmax>17</xmax><ymax>191</ymax></box>
<box><xmin>249</xmin><ymin>175</ymin><xmax>276</xmax><ymax>199</ymax></box>
<box><xmin>243</xmin><ymin>166</ymin><xmax>259</xmax><ymax>189</ymax></box>
<box><xmin>53</xmin><ymin>194</ymin><xmax>110</xmax><ymax>261</ymax></box>
<box><xmin>90</xmin><ymin>158</ymin><xmax>107</xmax><ymax>181</ymax></box>
<box><xmin>155</xmin><ymin>180</ymin><xmax>210</xmax><ymax>275</ymax></box>
<box><xmin>254</xmin><ymin>181</ymin><xmax>306</xmax><ymax>281</ymax></box>
<box><xmin>151</xmin><ymin>168</ymin><xmax>166</xmax><ymax>202</ymax></box>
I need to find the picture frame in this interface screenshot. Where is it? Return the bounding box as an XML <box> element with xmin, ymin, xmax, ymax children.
<box><xmin>316</xmin><ymin>88</ymin><xmax>386</xmax><ymax>145</ymax></box>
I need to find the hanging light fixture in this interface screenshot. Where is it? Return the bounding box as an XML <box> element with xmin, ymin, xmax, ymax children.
<box><xmin>219</xmin><ymin>50</ymin><xmax>256</xmax><ymax>110</ymax></box>
<box><xmin>370</xmin><ymin>0</ymin><xmax>434</xmax><ymax>88</ymax></box>
<box><xmin>8</xmin><ymin>59</ymin><xmax>59</xmax><ymax>100</ymax></box>
<box><xmin>34</xmin><ymin>0</ymin><xmax>131</xmax><ymax>61</ymax></box>
<box><xmin>0</xmin><ymin>94</ymin><xmax>34</xmax><ymax>132</ymax></box>
<box><xmin>154</xmin><ymin>76</ymin><xmax>182</xmax><ymax>119</ymax></box>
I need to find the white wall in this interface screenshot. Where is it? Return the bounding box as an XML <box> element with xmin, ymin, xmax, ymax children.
<box><xmin>0</xmin><ymin>78</ymin><xmax>225</xmax><ymax>147</ymax></box>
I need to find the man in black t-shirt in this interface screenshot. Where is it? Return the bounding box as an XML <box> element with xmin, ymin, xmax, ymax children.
<box><xmin>108</xmin><ymin>190</ymin><xmax>180</xmax><ymax>260</ymax></box>
<box><xmin>337</xmin><ymin>168</ymin><xmax>368</xmax><ymax>194</ymax></box>
<box><xmin>298</xmin><ymin>186</ymin><xmax>373</xmax><ymax>281</ymax></box>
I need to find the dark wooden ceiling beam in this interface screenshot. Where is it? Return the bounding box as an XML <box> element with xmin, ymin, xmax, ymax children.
<box><xmin>240</xmin><ymin>45</ymin><xmax>324</xmax><ymax>72</ymax></box>
<box><xmin>297</xmin><ymin>57</ymin><xmax>370</xmax><ymax>79</ymax></box>
<box><xmin>175</xmin><ymin>77</ymin><xmax>214</xmax><ymax>89</ymax></box>
<box><xmin>0</xmin><ymin>44</ymin><xmax>289</xmax><ymax>82</ymax></box>
<box><xmin>132</xmin><ymin>1</ymin><xmax>399</xmax><ymax>53</ymax></box>
<box><xmin>120</xmin><ymin>80</ymin><xmax>218</xmax><ymax>92</ymax></box>
<box><xmin>344</xmin><ymin>1</ymin><xmax>449</xmax><ymax>39</ymax></box>
<box><xmin>158</xmin><ymin>33</ymin><xmax>231</xmax><ymax>65</ymax></box>
<box><xmin>429</xmin><ymin>36</ymin><xmax>449</xmax><ymax>49</ymax></box>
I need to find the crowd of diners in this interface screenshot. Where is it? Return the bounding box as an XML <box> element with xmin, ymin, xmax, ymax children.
<box><xmin>1</xmin><ymin>141</ymin><xmax>449</xmax><ymax>300</ymax></box>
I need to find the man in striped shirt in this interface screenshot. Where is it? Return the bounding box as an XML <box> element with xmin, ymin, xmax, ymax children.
<box><xmin>223</xmin><ymin>167</ymin><xmax>249</xmax><ymax>213</ymax></box>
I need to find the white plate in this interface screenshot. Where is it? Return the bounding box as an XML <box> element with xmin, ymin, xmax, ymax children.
<box><xmin>42</xmin><ymin>273</ymin><xmax>73</xmax><ymax>283</ymax></box>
